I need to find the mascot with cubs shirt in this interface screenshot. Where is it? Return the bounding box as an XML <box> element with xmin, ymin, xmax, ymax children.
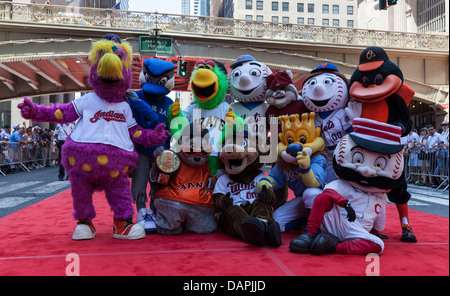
<box><xmin>290</xmin><ymin>118</ymin><xmax>405</xmax><ymax>255</ymax></box>
<box><xmin>18</xmin><ymin>34</ymin><xmax>170</xmax><ymax>240</ymax></box>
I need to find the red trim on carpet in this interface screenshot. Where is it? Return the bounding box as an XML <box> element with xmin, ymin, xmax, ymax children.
<box><xmin>0</xmin><ymin>189</ymin><xmax>448</xmax><ymax>276</ymax></box>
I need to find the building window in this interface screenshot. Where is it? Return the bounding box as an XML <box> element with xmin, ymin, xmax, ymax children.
<box><xmin>347</xmin><ymin>20</ymin><xmax>354</xmax><ymax>28</ymax></box>
<box><xmin>256</xmin><ymin>15</ymin><xmax>263</xmax><ymax>21</ymax></box>
<box><xmin>246</xmin><ymin>0</ymin><xmax>252</xmax><ymax>9</ymax></box>
<box><xmin>272</xmin><ymin>2</ymin><xmax>278</xmax><ymax>11</ymax></box>
<box><xmin>297</xmin><ymin>17</ymin><xmax>304</xmax><ymax>24</ymax></box>
<box><xmin>246</xmin><ymin>15</ymin><xmax>253</xmax><ymax>20</ymax></box>
<box><xmin>282</xmin><ymin>2</ymin><xmax>289</xmax><ymax>11</ymax></box>
<box><xmin>322</xmin><ymin>4</ymin><xmax>329</xmax><ymax>14</ymax></box>
<box><xmin>282</xmin><ymin>16</ymin><xmax>289</xmax><ymax>22</ymax></box>
<box><xmin>272</xmin><ymin>16</ymin><xmax>279</xmax><ymax>22</ymax></box>
<box><xmin>332</xmin><ymin>5</ymin><xmax>339</xmax><ymax>14</ymax></box>
<box><xmin>333</xmin><ymin>19</ymin><xmax>339</xmax><ymax>27</ymax></box>
<box><xmin>297</xmin><ymin>3</ymin><xmax>304</xmax><ymax>12</ymax></box>
<box><xmin>322</xmin><ymin>18</ymin><xmax>329</xmax><ymax>26</ymax></box>
<box><xmin>347</xmin><ymin>6</ymin><xmax>353</xmax><ymax>15</ymax></box>
<box><xmin>256</xmin><ymin>1</ymin><xmax>263</xmax><ymax>10</ymax></box>
<box><xmin>308</xmin><ymin>18</ymin><xmax>314</xmax><ymax>25</ymax></box>
<box><xmin>308</xmin><ymin>3</ymin><xmax>314</xmax><ymax>13</ymax></box>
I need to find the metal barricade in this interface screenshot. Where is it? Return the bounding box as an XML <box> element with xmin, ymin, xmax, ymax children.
<box><xmin>0</xmin><ymin>141</ymin><xmax>58</xmax><ymax>176</ymax></box>
<box><xmin>405</xmin><ymin>147</ymin><xmax>449</xmax><ymax>190</ymax></box>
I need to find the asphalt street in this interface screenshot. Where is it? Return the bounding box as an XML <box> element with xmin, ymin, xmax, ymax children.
<box><xmin>0</xmin><ymin>166</ymin><xmax>448</xmax><ymax>219</ymax></box>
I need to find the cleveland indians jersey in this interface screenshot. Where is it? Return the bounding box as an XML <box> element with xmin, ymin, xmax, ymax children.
<box><xmin>71</xmin><ymin>92</ymin><xmax>137</xmax><ymax>152</ymax></box>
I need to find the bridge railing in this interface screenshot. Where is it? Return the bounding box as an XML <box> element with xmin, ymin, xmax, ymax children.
<box><xmin>0</xmin><ymin>1</ymin><xmax>448</xmax><ymax>51</ymax></box>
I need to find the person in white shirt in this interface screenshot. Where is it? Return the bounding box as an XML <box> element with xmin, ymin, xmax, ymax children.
<box><xmin>54</xmin><ymin>122</ymin><xmax>74</xmax><ymax>181</ymax></box>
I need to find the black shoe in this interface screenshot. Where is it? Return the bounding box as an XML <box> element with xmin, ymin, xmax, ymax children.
<box><xmin>289</xmin><ymin>232</ymin><xmax>316</xmax><ymax>253</ymax></box>
<box><xmin>241</xmin><ymin>217</ymin><xmax>266</xmax><ymax>246</ymax></box>
<box><xmin>59</xmin><ymin>177</ymin><xmax>64</xmax><ymax>181</ymax></box>
<box><xmin>265</xmin><ymin>221</ymin><xmax>282</xmax><ymax>247</ymax></box>
<box><xmin>400</xmin><ymin>224</ymin><xmax>417</xmax><ymax>243</ymax></box>
<box><xmin>310</xmin><ymin>233</ymin><xmax>340</xmax><ymax>255</ymax></box>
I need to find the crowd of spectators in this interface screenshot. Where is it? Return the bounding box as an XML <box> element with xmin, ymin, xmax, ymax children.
<box><xmin>1</xmin><ymin>123</ymin><xmax>59</xmax><ymax>174</ymax></box>
<box><xmin>404</xmin><ymin>120</ymin><xmax>449</xmax><ymax>188</ymax></box>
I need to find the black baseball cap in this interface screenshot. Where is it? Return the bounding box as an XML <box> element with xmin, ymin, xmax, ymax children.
<box><xmin>358</xmin><ymin>47</ymin><xmax>389</xmax><ymax>72</ymax></box>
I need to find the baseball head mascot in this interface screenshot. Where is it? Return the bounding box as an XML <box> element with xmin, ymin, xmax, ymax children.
<box><xmin>213</xmin><ymin>114</ymin><xmax>281</xmax><ymax>247</ymax></box>
<box><xmin>257</xmin><ymin>113</ymin><xmax>327</xmax><ymax>232</ymax></box>
<box><xmin>290</xmin><ymin>118</ymin><xmax>406</xmax><ymax>255</ymax></box>
<box><xmin>168</xmin><ymin>59</ymin><xmax>233</xmax><ymax>176</ymax></box>
<box><xmin>127</xmin><ymin>58</ymin><xmax>175</xmax><ymax>232</ymax></box>
<box><xmin>346</xmin><ymin>47</ymin><xmax>416</xmax><ymax>242</ymax></box>
<box><xmin>18</xmin><ymin>34</ymin><xmax>170</xmax><ymax>240</ymax></box>
<box><xmin>302</xmin><ymin>63</ymin><xmax>352</xmax><ymax>183</ymax></box>
<box><xmin>228</xmin><ymin>55</ymin><xmax>272</xmax><ymax>135</ymax></box>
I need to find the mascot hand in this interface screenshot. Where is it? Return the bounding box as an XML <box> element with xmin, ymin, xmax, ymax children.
<box><xmin>170</xmin><ymin>98</ymin><xmax>180</xmax><ymax>116</ymax></box>
<box><xmin>225</xmin><ymin>107</ymin><xmax>236</xmax><ymax>126</ymax></box>
<box><xmin>344</xmin><ymin>201</ymin><xmax>356</xmax><ymax>222</ymax></box>
<box><xmin>257</xmin><ymin>185</ymin><xmax>276</xmax><ymax>205</ymax></box>
<box><xmin>257</xmin><ymin>177</ymin><xmax>274</xmax><ymax>192</ymax></box>
<box><xmin>153</xmin><ymin>146</ymin><xmax>165</xmax><ymax>157</ymax></box>
<box><xmin>345</xmin><ymin>101</ymin><xmax>362</xmax><ymax>122</ymax></box>
<box><xmin>151</xmin><ymin>123</ymin><xmax>171</xmax><ymax>145</ymax></box>
<box><xmin>18</xmin><ymin>97</ymin><xmax>38</xmax><ymax>120</ymax></box>
<box><xmin>296</xmin><ymin>150</ymin><xmax>311</xmax><ymax>170</ymax></box>
<box><xmin>216</xmin><ymin>192</ymin><xmax>233</xmax><ymax>212</ymax></box>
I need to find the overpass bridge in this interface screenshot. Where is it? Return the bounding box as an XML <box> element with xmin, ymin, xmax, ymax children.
<box><xmin>0</xmin><ymin>1</ymin><xmax>448</xmax><ymax>117</ymax></box>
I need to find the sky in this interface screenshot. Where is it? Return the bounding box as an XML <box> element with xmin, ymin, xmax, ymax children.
<box><xmin>128</xmin><ymin>0</ymin><xmax>182</xmax><ymax>14</ymax></box>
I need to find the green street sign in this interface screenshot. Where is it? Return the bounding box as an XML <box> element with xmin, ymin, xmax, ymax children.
<box><xmin>139</xmin><ymin>36</ymin><xmax>173</xmax><ymax>55</ymax></box>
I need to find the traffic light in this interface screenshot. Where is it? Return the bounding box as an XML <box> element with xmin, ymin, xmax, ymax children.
<box><xmin>379</xmin><ymin>0</ymin><xmax>397</xmax><ymax>10</ymax></box>
<box><xmin>387</xmin><ymin>0</ymin><xmax>398</xmax><ymax>7</ymax></box>
<box><xmin>177</xmin><ymin>59</ymin><xmax>187</xmax><ymax>77</ymax></box>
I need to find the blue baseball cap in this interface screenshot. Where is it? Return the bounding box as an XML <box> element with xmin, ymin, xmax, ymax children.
<box><xmin>230</xmin><ymin>55</ymin><xmax>256</xmax><ymax>69</ymax></box>
<box><xmin>311</xmin><ymin>62</ymin><xmax>340</xmax><ymax>73</ymax></box>
<box><xmin>102</xmin><ymin>34</ymin><xmax>121</xmax><ymax>44</ymax></box>
<box><xmin>143</xmin><ymin>58</ymin><xmax>175</xmax><ymax>76</ymax></box>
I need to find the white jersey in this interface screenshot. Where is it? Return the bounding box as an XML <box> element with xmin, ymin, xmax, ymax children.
<box><xmin>230</xmin><ymin>101</ymin><xmax>268</xmax><ymax>135</ymax></box>
<box><xmin>325</xmin><ymin>180</ymin><xmax>387</xmax><ymax>233</ymax></box>
<box><xmin>320</xmin><ymin>179</ymin><xmax>387</xmax><ymax>252</ymax></box>
<box><xmin>71</xmin><ymin>92</ymin><xmax>137</xmax><ymax>152</ymax></box>
<box><xmin>315</xmin><ymin>109</ymin><xmax>351</xmax><ymax>149</ymax></box>
<box><xmin>182</xmin><ymin>100</ymin><xmax>230</xmax><ymax>157</ymax></box>
<box><xmin>213</xmin><ymin>172</ymin><xmax>265</xmax><ymax>206</ymax></box>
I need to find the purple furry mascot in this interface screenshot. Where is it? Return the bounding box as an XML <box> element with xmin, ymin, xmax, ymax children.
<box><xmin>18</xmin><ymin>34</ymin><xmax>170</xmax><ymax>240</ymax></box>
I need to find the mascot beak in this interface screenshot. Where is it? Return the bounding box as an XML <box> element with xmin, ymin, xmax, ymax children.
<box><xmin>97</xmin><ymin>52</ymin><xmax>124</xmax><ymax>81</ymax></box>
<box><xmin>191</xmin><ymin>68</ymin><xmax>219</xmax><ymax>102</ymax></box>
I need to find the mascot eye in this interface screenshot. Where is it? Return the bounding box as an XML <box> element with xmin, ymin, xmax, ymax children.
<box><xmin>116</xmin><ymin>53</ymin><xmax>123</xmax><ymax>60</ymax></box>
<box><xmin>287</xmin><ymin>137</ymin><xmax>294</xmax><ymax>144</ymax></box>
<box><xmin>374</xmin><ymin>73</ymin><xmax>384</xmax><ymax>85</ymax></box>
<box><xmin>299</xmin><ymin>136</ymin><xmax>307</xmax><ymax>144</ymax></box>
<box><xmin>158</xmin><ymin>77</ymin><xmax>168</xmax><ymax>85</ymax></box>
<box><xmin>352</xmin><ymin>151</ymin><xmax>364</xmax><ymax>164</ymax></box>
<box><xmin>374</xmin><ymin>156</ymin><xmax>387</xmax><ymax>170</ymax></box>
<box><xmin>323</xmin><ymin>77</ymin><xmax>335</xmax><ymax>85</ymax></box>
<box><xmin>362</xmin><ymin>76</ymin><xmax>370</xmax><ymax>88</ymax></box>
<box><xmin>308</xmin><ymin>78</ymin><xmax>317</xmax><ymax>86</ymax></box>
<box><xmin>240</xmin><ymin>139</ymin><xmax>247</xmax><ymax>147</ymax></box>
<box><xmin>249</xmin><ymin>68</ymin><xmax>261</xmax><ymax>77</ymax></box>
<box><xmin>233</xmin><ymin>70</ymin><xmax>242</xmax><ymax>77</ymax></box>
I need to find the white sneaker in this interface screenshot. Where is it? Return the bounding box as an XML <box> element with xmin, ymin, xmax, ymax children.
<box><xmin>113</xmin><ymin>219</ymin><xmax>145</xmax><ymax>240</ymax></box>
<box><xmin>72</xmin><ymin>220</ymin><xmax>96</xmax><ymax>240</ymax></box>
<box><xmin>142</xmin><ymin>209</ymin><xmax>157</xmax><ymax>233</ymax></box>
<box><xmin>136</xmin><ymin>208</ymin><xmax>147</xmax><ymax>224</ymax></box>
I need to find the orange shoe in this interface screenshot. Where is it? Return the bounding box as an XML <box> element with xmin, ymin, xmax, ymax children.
<box><xmin>112</xmin><ymin>219</ymin><xmax>145</xmax><ymax>240</ymax></box>
<box><xmin>72</xmin><ymin>219</ymin><xmax>96</xmax><ymax>240</ymax></box>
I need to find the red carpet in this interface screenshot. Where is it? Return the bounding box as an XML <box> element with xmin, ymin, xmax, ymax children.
<box><xmin>0</xmin><ymin>189</ymin><xmax>448</xmax><ymax>276</ymax></box>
